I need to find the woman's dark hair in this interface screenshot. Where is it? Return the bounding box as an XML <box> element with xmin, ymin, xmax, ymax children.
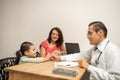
<box><xmin>88</xmin><ymin>21</ymin><xmax>107</xmax><ymax>38</ymax></box>
<box><xmin>47</xmin><ymin>27</ymin><xmax>64</xmax><ymax>47</ymax></box>
<box><xmin>16</xmin><ymin>41</ymin><xmax>34</xmax><ymax>64</ymax></box>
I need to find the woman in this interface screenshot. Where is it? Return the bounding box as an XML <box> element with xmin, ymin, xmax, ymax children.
<box><xmin>39</xmin><ymin>27</ymin><xmax>66</xmax><ymax>57</ymax></box>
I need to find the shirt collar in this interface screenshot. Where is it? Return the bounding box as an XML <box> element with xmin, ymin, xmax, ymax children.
<box><xmin>97</xmin><ymin>38</ymin><xmax>109</xmax><ymax>52</ymax></box>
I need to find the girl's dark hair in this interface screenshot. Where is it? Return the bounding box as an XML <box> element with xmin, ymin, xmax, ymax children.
<box><xmin>47</xmin><ymin>27</ymin><xmax>64</xmax><ymax>47</ymax></box>
<box><xmin>88</xmin><ymin>21</ymin><xmax>107</xmax><ymax>37</ymax></box>
<box><xmin>16</xmin><ymin>41</ymin><xmax>34</xmax><ymax>64</ymax></box>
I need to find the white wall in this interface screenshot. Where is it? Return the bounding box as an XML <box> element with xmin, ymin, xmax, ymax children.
<box><xmin>0</xmin><ymin>0</ymin><xmax>120</xmax><ymax>59</ymax></box>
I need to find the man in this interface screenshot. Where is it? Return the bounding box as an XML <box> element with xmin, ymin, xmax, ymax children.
<box><xmin>51</xmin><ymin>21</ymin><xmax>120</xmax><ymax>80</ymax></box>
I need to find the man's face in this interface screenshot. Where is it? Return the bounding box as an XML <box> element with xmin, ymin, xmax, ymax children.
<box><xmin>87</xmin><ymin>25</ymin><xmax>101</xmax><ymax>45</ymax></box>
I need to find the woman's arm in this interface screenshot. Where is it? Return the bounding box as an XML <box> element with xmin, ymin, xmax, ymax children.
<box><xmin>40</xmin><ymin>46</ymin><xmax>46</xmax><ymax>57</ymax></box>
<box><xmin>60</xmin><ymin>43</ymin><xmax>66</xmax><ymax>55</ymax></box>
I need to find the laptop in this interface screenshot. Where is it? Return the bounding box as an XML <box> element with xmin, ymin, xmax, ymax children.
<box><xmin>65</xmin><ymin>43</ymin><xmax>80</xmax><ymax>54</ymax></box>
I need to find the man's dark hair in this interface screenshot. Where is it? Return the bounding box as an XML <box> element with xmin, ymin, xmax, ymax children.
<box><xmin>88</xmin><ymin>21</ymin><xmax>107</xmax><ymax>37</ymax></box>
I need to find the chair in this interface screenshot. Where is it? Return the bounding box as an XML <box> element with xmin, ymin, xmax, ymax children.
<box><xmin>65</xmin><ymin>43</ymin><xmax>80</xmax><ymax>54</ymax></box>
<box><xmin>0</xmin><ymin>57</ymin><xmax>17</xmax><ymax>80</ymax></box>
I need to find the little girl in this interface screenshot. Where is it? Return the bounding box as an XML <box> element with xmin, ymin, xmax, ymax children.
<box><xmin>16</xmin><ymin>41</ymin><xmax>51</xmax><ymax>64</ymax></box>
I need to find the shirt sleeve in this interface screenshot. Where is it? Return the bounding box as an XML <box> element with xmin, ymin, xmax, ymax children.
<box><xmin>87</xmin><ymin>64</ymin><xmax>120</xmax><ymax>80</ymax></box>
<box><xmin>60</xmin><ymin>50</ymin><xmax>92</xmax><ymax>62</ymax></box>
<box><xmin>87</xmin><ymin>46</ymin><xmax>120</xmax><ymax>80</ymax></box>
<box><xmin>20</xmin><ymin>56</ymin><xmax>44</xmax><ymax>63</ymax></box>
<box><xmin>60</xmin><ymin>53</ymin><xmax>84</xmax><ymax>61</ymax></box>
<box><xmin>40</xmin><ymin>40</ymin><xmax>48</xmax><ymax>49</ymax></box>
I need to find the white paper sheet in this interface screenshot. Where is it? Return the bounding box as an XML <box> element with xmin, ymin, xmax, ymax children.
<box><xmin>55</xmin><ymin>61</ymin><xmax>79</xmax><ymax>67</ymax></box>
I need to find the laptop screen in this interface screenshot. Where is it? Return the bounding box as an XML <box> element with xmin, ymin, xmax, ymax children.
<box><xmin>65</xmin><ymin>43</ymin><xmax>80</xmax><ymax>54</ymax></box>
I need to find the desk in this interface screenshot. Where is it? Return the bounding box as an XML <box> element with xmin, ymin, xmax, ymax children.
<box><xmin>5</xmin><ymin>61</ymin><xmax>86</xmax><ymax>80</ymax></box>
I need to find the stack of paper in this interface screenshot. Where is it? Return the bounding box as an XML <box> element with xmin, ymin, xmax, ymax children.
<box><xmin>55</xmin><ymin>61</ymin><xmax>79</xmax><ymax>67</ymax></box>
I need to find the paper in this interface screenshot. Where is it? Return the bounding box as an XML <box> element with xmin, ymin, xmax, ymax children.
<box><xmin>55</xmin><ymin>61</ymin><xmax>79</xmax><ymax>67</ymax></box>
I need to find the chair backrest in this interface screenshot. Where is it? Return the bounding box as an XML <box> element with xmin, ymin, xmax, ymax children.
<box><xmin>0</xmin><ymin>57</ymin><xmax>17</xmax><ymax>80</ymax></box>
<box><xmin>65</xmin><ymin>43</ymin><xmax>80</xmax><ymax>54</ymax></box>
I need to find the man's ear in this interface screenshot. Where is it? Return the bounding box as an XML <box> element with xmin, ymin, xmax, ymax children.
<box><xmin>98</xmin><ymin>29</ymin><xmax>104</xmax><ymax>36</ymax></box>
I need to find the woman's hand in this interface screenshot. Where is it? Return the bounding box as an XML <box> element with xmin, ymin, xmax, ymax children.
<box><xmin>50</xmin><ymin>53</ymin><xmax>60</xmax><ymax>61</ymax></box>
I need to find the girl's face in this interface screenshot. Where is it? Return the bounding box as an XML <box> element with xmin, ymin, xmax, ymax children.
<box><xmin>25</xmin><ymin>45</ymin><xmax>36</xmax><ymax>57</ymax></box>
<box><xmin>51</xmin><ymin>30</ymin><xmax>59</xmax><ymax>42</ymax></box>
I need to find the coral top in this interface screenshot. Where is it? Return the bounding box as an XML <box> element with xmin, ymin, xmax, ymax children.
<box><xmin>40</xmin><ymin>40</ymin><xmax>60</xmax><ymax>54</ymax></box>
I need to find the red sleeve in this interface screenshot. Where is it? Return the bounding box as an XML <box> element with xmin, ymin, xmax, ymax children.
<box><xmin>40</xmin><ymin>40</ymin><xmax>48</xmax><ymax>49</ymax></box>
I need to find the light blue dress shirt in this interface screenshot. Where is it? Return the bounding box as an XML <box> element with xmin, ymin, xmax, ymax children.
<box><xmin>61</xmin><ymin>38</ymin><xmax>120</xmax><ymax>80</ymax></box>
